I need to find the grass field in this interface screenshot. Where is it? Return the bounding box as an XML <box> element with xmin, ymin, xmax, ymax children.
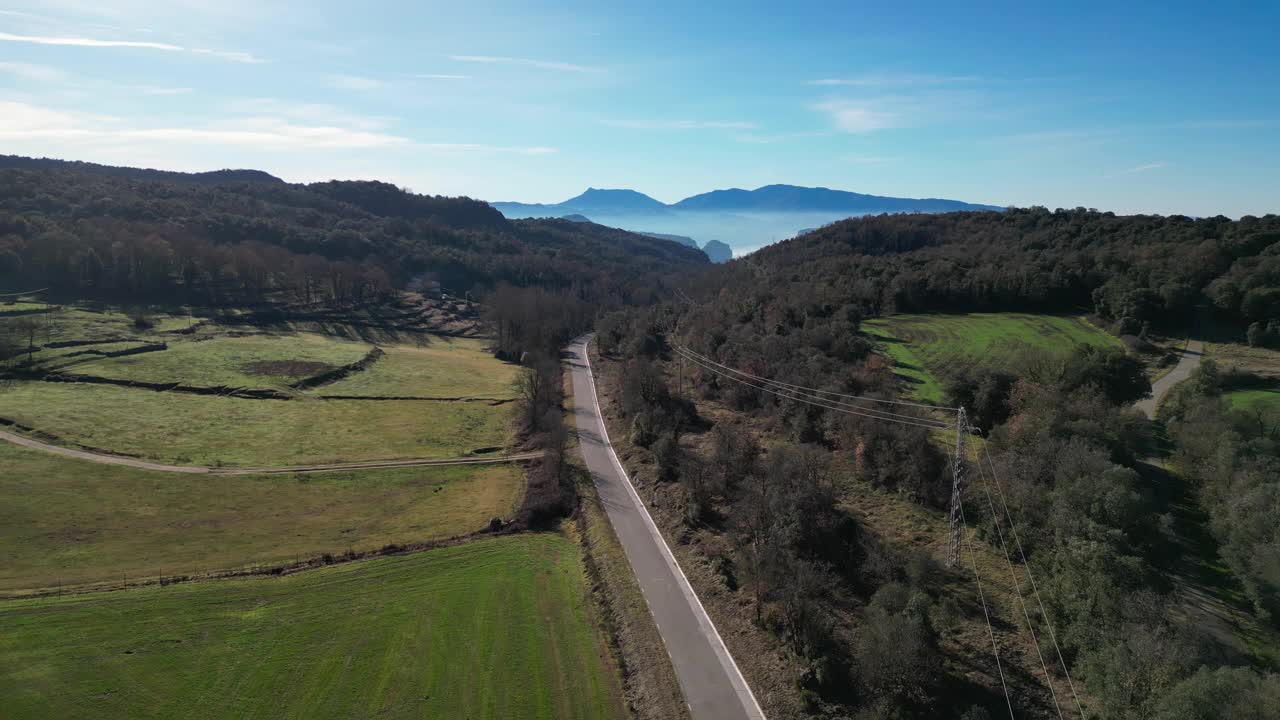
<box><xmin>81</xmin><ymin>333</ymin><xmax>372</xmax><ymax>389</ymax></box>
<box><xmin>863</xmin><ymin>313</ymin><xmax>1122</xmax><ymax>403</ymax></box>
<box><xmin>1206</xmin><ymin>341</ymin><xmax>1280</xmax><ymax>379</ymax></box>
<box><xmin>1224</xmin><ymin>387</ymin><xmax>1280</xmax><ymax>412</ymax></box>
<box><xmin>0</xmin><ymin>441</ymin><xmax>524</xmax><ymax>593</ymax></box>
<box><xmin>318</xmin><ymin>337</ymin><xmax>517</xmax><ymax>398</ymax></box>
<box><xmin>0</xmin><ymin>535</ymin><xmax>624</xmax><ymax>720</ymax></box>
<box><xmin>1</xmin><ymin>382</ymin><xmax>511</xmax><ymax>466</ymax></box>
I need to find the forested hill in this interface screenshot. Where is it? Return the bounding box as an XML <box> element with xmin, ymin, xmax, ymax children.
<box><xmin>0</xmin><ymin>159</ymin><xmax>708</xmax><ymax>305</ymax></box>
<box><xmin>707</xmin><ymin>207</ymin><xmax>1280</xmax><ymax>330</ymax></box>
<box><xmin>0</xmin><ymin>155</ymin><xmax>285</xmax><ymax>185</ymax></box>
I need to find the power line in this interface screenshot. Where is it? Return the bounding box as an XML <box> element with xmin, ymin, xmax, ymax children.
<box><xmin>674</xmin><ymin>347</ymin><xmax>950</xmax><ymax>429</ymax></box>
<box><xmin>676</xmin><ymin>348</ymin><xmax>947</xmax><ymax>429</ymax></box>
<box><xmin>0</xmin><ymin>287</ymin><xmax>48</xmax><ymax>299</ymax></box>
<box><xmin>957</xmin><ymin>470</ymin><xmax>1016</xmax><ymax>720</ymax></box>
<box><xmin>675</xmin><ymin>343</ymin><xmax>949</xmax><ymax>411</ymax></box>
<box><xmin>674</xmin><ymin>343</ymin><xmax>951</xmax><ymax>412</ymax></box>
<box><xmin>979</xmin><ymin>438</ymin><xmax>1087</xmax><ymax>719</ymax></box>
<box><xmin>970</xmin><ymin>427</ymin><xmax>1063</xmax><ymax>720</ymax></box>
<box><xmin>674</xmin><ymin>348</ymin><xmax>950</xmax><ymax>430</ymax></box>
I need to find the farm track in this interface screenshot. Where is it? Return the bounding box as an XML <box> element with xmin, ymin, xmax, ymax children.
<box><xmin>0</xmin><ymin>429</ymin><xmax>540</xmax><ymax>475</ymax></box>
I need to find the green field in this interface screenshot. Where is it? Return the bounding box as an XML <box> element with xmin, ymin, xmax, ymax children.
<box><xmin>863</xmin><ymin>313</ymin><xmax>1122</xmax><ymax>403</ymax></box>
<box><xmin>319</xmin><ymin>337</ymin><xmax>517</xmax><ymax>398</ymax></box>
<box><xmin>0</xmin><ymin>441</ymin><xmax>524</xmax><ymax>593</ymax></box>
<box><xmin>1</xmin><ymin>382</ymin><xmax>511</xmax><ymax>466</ymax></box>
<box><xmin>0</xmin><ymin>535</ymin><xmax>623</xmax><ymax>720</ymax></box>
<box><xmin>80</xmin><ymin>333</ymin><xmax>372</xmax><ymax>389</ymax></box>
<box><xmin>1225</xmin><ymin>387</ymin><xmax>1280</xmax><ymax>413</ymax></box>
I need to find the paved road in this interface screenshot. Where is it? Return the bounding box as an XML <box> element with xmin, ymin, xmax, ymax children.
<box><xmin>566</xmin><ymin>335</ymin><xmax>765</xmax><ymax>720</ymax></box>
<box><xmin>1135</xmin><ymin>339</ymin><xmax>1204</xmax><ymax>418</ymax></box>
<box><xmin>0</xmin><ymin>430</ymin><xmax>540</xmax><ymax>474</ymax></box>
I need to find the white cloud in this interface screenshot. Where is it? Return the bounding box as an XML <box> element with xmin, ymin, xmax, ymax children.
<box><xmin>449</xmin><ymin>54</ymin><xmax>603</xmax><ymax>74</ymax></box>
<box><xmin>137</xmin><ymin>86</ymin><xmax>193</xmax><ymax>95</ymax></box>
<box><xmin>0</xmin><ymin>30</ymin><xmax>182</xmax><ymax>50</ymax></box>
<box><xmin>329</xmin><ymin>74</ymin><xmax>384</xmax><ymax>91</ymax></box>
<box><xmin>0</xmin><ymin>101</ymin><xmax>556</xmax><ymax>156</ymax></box>
<box><xmin>0</xmin><ymin>61</ymin><xmax>67</xmax><ymax>82</ymax></box>
<box><xmin>813</xmin><ymin>101</ymin><xmax>897</xmax><ymax>133</ymax></box>
<box><xmin>190</xmin><ymin>48</ymin><xmax>263</xmax><ymax>64</ymax></box>
<box><xmin>418</xmin><ymin>143</ymin><xmax>557</xmax><ymax>155</ymax></box>
<box><xmin>1123</xmin><ymin>162</ymin><xmax>1169</xmax><ymax>174</ymax></box>
<box><xmin>731</xmin><ymin>130</ymin><xmax>831</xmax><ymax>144</ymax></box>
<box><xmin>223</xmin><ymin>98</ymin><xmax>394</xmax><ymax>131</ymax></box>
<box><xmin>603</xmin><ymin>118</ymin><xmax>756</xmax><ymax>130</ymax></box>
<box><xmin>0</xmin><ymin>101</ymin><xmax>406</xmax><ymax>149</ymax></box>
<box><xmin>0</xmin><ymin>31</ymin><xmax>261</xmax><ymax>62</ymax></box>
<box><xmin>809</xmin><ymin>73</ymin><xmax>981</xmax><ymax>87</ymax></box>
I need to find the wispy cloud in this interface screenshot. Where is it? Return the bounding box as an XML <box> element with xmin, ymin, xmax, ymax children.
<box><xmin>0</xmin><ymin>101</ymin><xmax>405</xmax><ymax>149</ymax></box>
<box><xmin>224</xmin><ymin>98</ymin><xmax>394</xmax><ymax>131</ymax></box>
<box><xmin>0</xmin><ymin>61</ymin><xmax>66</xmax><ymax>82</ymax></box>
<box><xmin>418</xmin><ymin>144</ymin><xmax>557</xmax><ymax>156</ymax></box>
<box><xmin>1123</xmin><ymin>162</ymin><xmax>1169</xmax><ymax>174</ymax></box>
<box><xmin>190</xmin><ymin>48</ymin><xmax>262</xmax><ymax>63</ymax></box>
<box><xmin>329</xmin><ymin>74</ymin><xmax>384</xmax><ymax>91</ymax></box>
<box><xmin>137</xmin><ymin>86</ymin><xmax>193</xmax><ymax>95</ymax></box>
<box><xmin>409</xmin><ymin>73</ymin><xmax>471</xmax><ymax>80</ymax></box>
<box><xmin>449</xmin><ymin>54</ymin><xmax>603</xmax><ymax>74</ymax></box>
<box><xmin>0</xmin><ymin>31</ymin><xmax>262</xmax><ymax>62</ymax></box>
<box><xmin>731</xmin><ymin>130</ymin><xmax>832</xmax><ymax>144</ymax></box>
<box><xmin>603</xmin><ymin>118</ymin><xmax>755</xmax><ymax>130</ymax></box>
<box><xmin>809</xmin><ymin>73</ymin><xmax>981</xmax><ymax>87</ymax></box>
<box><xmin>846</xmin><ymin>155</ymin><xmax>891</xmax><ymax>165</ymax></box>
<box><xmin>813</xmin><ymin>101</ymin><xmax>897</xmax><ymax>133</ymax></box>
<box><xmin>0</xmin><ymin>101</ymin><xmax>557</xmax><ymax>156</ymax></box>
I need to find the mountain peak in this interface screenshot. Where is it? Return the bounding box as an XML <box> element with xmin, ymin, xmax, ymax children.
<box><xmin>562</xmin><ymin>188</ymin><xmax>667</xmax><ymax>211</ymax></box>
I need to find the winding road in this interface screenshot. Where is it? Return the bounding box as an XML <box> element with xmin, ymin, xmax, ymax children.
<box><xmin>566</xmin><ymin>335</ymin><xmax>766</xmax><ymax>720</ymax></box>
<box><xmin>0</xmin><ymin>429</ymin><xmax>540</xmax><ymax>474</ymax></box>
<box><xmin>1135</xmin><ymin>339</ymin><xmax>1204</xmax><ymax>418</ymax></box>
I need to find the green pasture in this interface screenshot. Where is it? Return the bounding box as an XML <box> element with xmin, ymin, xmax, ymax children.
<box><xmin>1</xmin><ymin>381</ymin><xmax>511</xmax><ymax>466</ymax></box>
<box><xmin>81</xmin><ymin>333</ymin><xmax>372</xmax><ymax>389</ymax></box>
<box><xmin>317</xmin><ymin>337</ymin><xmax>517</xmax><ymax>398</ymax></box>
<box><xmin>863</xmin><ymin>313</ymin><xmax>1122</xmax><ymax>403</ymax></box>
<box><xmin>0</xmin><ymin>535</ymin><xmax>623</xmax><ymax>720</ymax></box>
<box><xmin>1224</xmin><ymin>387</ymin><xmax>1280</xmax><ymax>413</ymax></box>
<box><xmin>0</xmin><ymin>441</ymin><xmax>524</xmax><ymax>593</ymax></box>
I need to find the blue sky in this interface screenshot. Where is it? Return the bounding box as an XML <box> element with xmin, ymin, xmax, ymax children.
<box><xmin>1</xmin><ymin>0</ymin><xmax>1277</xmax><ymax>216</ymax></box>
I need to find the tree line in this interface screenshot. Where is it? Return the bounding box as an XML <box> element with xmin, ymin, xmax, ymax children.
<box><xmin>0</xmin><ymin>159</ymin><xmax>707</xmax><ymax>308</ymax></box>
<box><xmin>693</xmin><ymin>207</ymin><xmax>1279</xmax><ymax>338</ymax></box>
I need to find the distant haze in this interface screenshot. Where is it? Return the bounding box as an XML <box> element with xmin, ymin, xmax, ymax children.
<box><xmin>492</xmin><ymin>184</ymin><xmax>1001</xmax><ymax>254</ymax></box>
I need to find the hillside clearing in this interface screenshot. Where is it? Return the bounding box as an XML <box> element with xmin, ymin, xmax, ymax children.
<box><xmin>863</xmin><ymin>313</ymin><xmax>1122</xmax><ymax>403</ymax></box>
<box><xmin>0</xmin><ymin>535</ymin><xmax>624</xmax><ymax>720</ymax></box>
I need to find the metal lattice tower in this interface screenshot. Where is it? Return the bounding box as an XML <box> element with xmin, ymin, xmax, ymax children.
<box><xmin>945</xmin><ymin>407</ymin><xmax>969</xmax><ymax>568</ymax></box>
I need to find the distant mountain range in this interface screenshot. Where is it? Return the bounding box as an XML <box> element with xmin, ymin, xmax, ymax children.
<box><xmin>493</xmin><ymin>185</ymin><xmax>1002</xmax><ymax>254</ymax></box>
<box><xmin>565</xmin><ymin>216</ymin><xmax>734</xmax><ymax>263</ymax></box>
<box><xmin>492</xmin><ymin>184</ymin><xmax>1001</xmax><ymax>217</ymax></box>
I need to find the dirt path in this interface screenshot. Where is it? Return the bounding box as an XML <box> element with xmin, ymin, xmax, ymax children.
<box><xmin>1136</xmin><ymin>339</ymin><xmax>1204</xmax><ymax>418</ymax></box>
<box><xmin>0</xmin><ymin>429</ymin><xmax>540</xmax><ymax>474</ymax></box>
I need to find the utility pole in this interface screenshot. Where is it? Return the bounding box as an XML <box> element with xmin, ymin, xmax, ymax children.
<box><xmin>946</xmin><ymin>407</ymin><xmax>969</xmax><ymax>568</ymax></box>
